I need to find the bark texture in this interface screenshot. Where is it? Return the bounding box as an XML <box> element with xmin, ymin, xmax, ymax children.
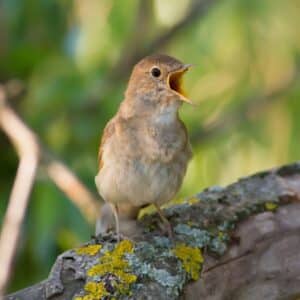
<box><xmin>6</xmin><ymin>162</ymin><xmax>300</xmax><ymax>300</ymax></box>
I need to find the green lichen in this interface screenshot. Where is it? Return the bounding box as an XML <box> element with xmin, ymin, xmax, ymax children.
<box><xmin>265</xmin><ymin>202</ymin><xmax>278</xmax><ymax>211</ymax></box>
<box><xmin>173</xmin><ymin>244</ymin><xmax>203</xmax><ymax>280</ymax></box>
<box><xmin>150</xmin><ymin>268</ymin><xmax>182</xmax><ymax>288</ymax></box>
<box><xmin>126</xmin><ymin>241</ymin><xmax>185</xmax><ymax>298</ymax></box>
<box><xmin>174</xmin><ymin>224</ymin><xmax>211</xmax><ymax>247</ymax></box>
<box><xmin>210</xmin><ymin>236</ymin><xmax>227</xmax><ymax>255</ymax></box>
<box><xmin>75</xmin><ymin>244</ymin><xmax>102</xmax><ymax>256</ymax></box>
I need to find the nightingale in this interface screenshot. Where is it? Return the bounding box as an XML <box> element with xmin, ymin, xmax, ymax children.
<box><xmin>95</xmin><ymin>54</ymin><xmax>193</xmax><ymax>239</ymax></box>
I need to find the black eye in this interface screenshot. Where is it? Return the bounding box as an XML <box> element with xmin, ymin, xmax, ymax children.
<box><xmin>151</xmin><ymin>67</ymin><xmax>161</xmax><ymax>78</ymax></box>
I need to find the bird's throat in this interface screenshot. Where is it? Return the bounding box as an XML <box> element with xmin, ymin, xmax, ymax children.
<box><xmin>153</xmin><ymin>105</ymin><xmax>179</xmax><ymax>125</ymax></box>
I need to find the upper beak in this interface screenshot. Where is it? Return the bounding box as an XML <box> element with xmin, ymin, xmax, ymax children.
<box><xmin>182</xmin><ymin>64</ymin><xmax>193</xmax><ymax>71</ymax></box>
<box><xmin>168</xmin><ymin>64</ymin><xmax>194</xmax><ymax>105</ymax></box>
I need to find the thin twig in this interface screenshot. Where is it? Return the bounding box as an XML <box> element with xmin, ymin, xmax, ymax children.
<box><xmin>110</xmin><ymin>0</ymin><xmax>216</xmax><ymax>80</ymax></box>
<box><xmin>81</xmin><ymin>0</ymin><xmax>217</xmax><ymax>111</ymax></box>
<box><xmin>0</xmin><ymin>87</ymin><xmax>39</xmax><ymax>297</ymax></box>
<box><xmin>109</xmin><ymin>1</ymin><xmax>153</xmax><ymax>79</ymax></box>
<box><xmin>0</xmin><ymin>85</ymin><xmax>100</xmax><ymax>296</ymax></box>
<box><xmin>44</xmin><ymin>158</ymin><xmax>100</xmax><ymax>223</ymax></box>
<box><xmin>1</xmin><ymin>82</ymin><xmax>100</xmax><ymax>222</ymax></box>
<box><xmin>146</xmin><ymin>0</ymin><xmax>214</xmax><ymax>56</ymax></box>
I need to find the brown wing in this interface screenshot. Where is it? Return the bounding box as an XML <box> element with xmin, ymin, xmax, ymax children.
<box><xmin>177</xmin><ymin>115</ymin><xmax>193</xmax><ymax>158</ymax></box>
<box><xmin>98</xmin><ymin>118</ymin><xmax>116</xmax><ymax>170</ymax></box>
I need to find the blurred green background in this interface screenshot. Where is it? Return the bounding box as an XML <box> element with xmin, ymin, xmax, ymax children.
<box><xmin>1</xmin><ymin>0</ymin><xmax>300</xmax><ymax>293</ymax></box>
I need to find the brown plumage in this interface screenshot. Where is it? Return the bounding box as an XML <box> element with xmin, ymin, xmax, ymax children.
<box><xmin>95</xmin><ymin>54</ymin><xmax>193</xmax><ymax>239</ymax></box>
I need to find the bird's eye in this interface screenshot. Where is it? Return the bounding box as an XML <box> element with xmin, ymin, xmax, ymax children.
<box><xmin>151</xmin><ymin>67</ymin><xmax>161</xmax><ymax>78</ymax></box>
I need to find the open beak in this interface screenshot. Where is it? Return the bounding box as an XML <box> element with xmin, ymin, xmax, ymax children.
<box><xmin>167</xmin><ymin>64</ymin><xmax>193</xmax><ymax>104</ymax></box>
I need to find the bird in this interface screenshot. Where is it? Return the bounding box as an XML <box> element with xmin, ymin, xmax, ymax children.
<box><xmin>95</xmin><ymin>54</ymin><xmax>193</xmax><ymax>239</ymax></box>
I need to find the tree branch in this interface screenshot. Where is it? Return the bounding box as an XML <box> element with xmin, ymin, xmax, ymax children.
<box><xmin>5</xmin><ymin>161</ymin><xmax>300</xmax><ymax>299</ymax></box>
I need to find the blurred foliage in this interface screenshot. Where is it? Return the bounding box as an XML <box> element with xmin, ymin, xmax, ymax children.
<box><xmin>0</xmin><ymin>0</ymin><xmax>300</xmax><ymax>293</ymax></box>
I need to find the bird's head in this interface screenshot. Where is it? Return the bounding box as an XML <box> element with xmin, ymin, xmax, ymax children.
<box><xmin>123</xmin><ymin>54</ymin><xmax>193</xmax><ymax>116</ymax></box>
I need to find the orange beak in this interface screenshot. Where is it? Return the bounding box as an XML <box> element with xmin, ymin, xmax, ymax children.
<box><xmin>167</xmin><ymin>64</ymin><xmax>193</xmax><ymax>104</ymax></box>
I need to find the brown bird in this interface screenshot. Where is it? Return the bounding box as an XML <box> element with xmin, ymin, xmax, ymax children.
<box><xmin>95</xmin><ymin>54</ymin><xmax>193</xmax><ymax>239</ymax></box>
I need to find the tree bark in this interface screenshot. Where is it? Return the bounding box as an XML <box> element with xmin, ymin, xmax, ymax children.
<box><xmin>6</xmin><ymin>162</ymin><xmax>300</xmax><ymax>300</ymax></box>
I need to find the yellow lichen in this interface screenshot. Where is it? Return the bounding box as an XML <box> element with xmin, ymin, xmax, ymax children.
<box><xmin>218</xmin><ymin>231</ymin><xmax>224</xmax><ymax>239</ymax></box>
<box><xmin>74</xmin><ymin>295</ymin><xmax>94</xmax><ymax>300</ymax></box>
<box><xmin>74</xmin><ymin>282</ymin><xmax>108</xmax><ymax>300</ymax></box>
<box><xmin>85</xmin><ymin>282</ymin><xmax>108</xmax><ymax>297</ymax></box>
<box><xmin>186</xmin><ymin>197</ymin><xmax>200</xmax><ymax>205</ymax></box>
<box><xmin>84</xmin><ymin>240</ymin><xmax>136</xmax><ymax>297</ymax></box>
<box><xmin>187</xmin><ymin>221</ymin><xmax>198</xmax><ymax>227</ymax></box>
<box><xmin>265</xmin><ymin>202</ymin><xmax>278</xmax><ymax>211</ymax></box>
<box><xmin>173</xmin><ymin>244</ymin><xmax>203</xmax><ymax>280</ymax></box>
<box><xmin>114</xmin><ymin>239</ymin><xmax>134</xmax><ymax>255</ymax></box>
<box><xmin>76</xmin><ymin>244</ymin><xmax>102</xmax><ymax>256</ymax></box>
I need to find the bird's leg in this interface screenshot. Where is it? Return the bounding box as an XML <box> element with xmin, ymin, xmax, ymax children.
<box><xmin>154</xmin><ymin>204</ymin><xmax>173</xmax><ymax>238</ymax></box>
<box><xmin>109</xmin><ymin>203</ymin><xmax>120</xmax><ymax>242</ymax></box>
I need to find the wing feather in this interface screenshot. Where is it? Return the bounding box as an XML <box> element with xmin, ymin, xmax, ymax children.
<box><xmin>98</xmin><ymin>119</ymin><xmax>115</xmax><ymax>170</ymax></box>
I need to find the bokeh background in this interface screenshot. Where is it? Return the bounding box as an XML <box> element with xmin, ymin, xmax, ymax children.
<box><xmin>1</xmin><ymin>0</ymin><xmax>300</xmax><ymax>293</ymax></box>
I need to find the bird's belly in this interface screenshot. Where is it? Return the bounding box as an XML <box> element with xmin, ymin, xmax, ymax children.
<box><xmin>123</xmin><ymin>158</ymin><xmax>186</xmax><ymax>206</ymax></box>
<box><xmin>96</xmin><ymin>154</ymin><xmax>188</xmax><ymax>207</ymax></box>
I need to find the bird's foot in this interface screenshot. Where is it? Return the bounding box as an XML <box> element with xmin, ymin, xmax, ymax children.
<box><xmin>157</xmin><ymin>220</ymin><xmax>174</xmax><ymax>239</ymax></box>
<box><xmin>92</xmin><ymin>231</ymin><xmax>129</xmax><ymax>244</ymax></box>
<box><xmin>154</xmin><ymin>204</ymin><xmax>174</xmax><ymax>239</ymax></box>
